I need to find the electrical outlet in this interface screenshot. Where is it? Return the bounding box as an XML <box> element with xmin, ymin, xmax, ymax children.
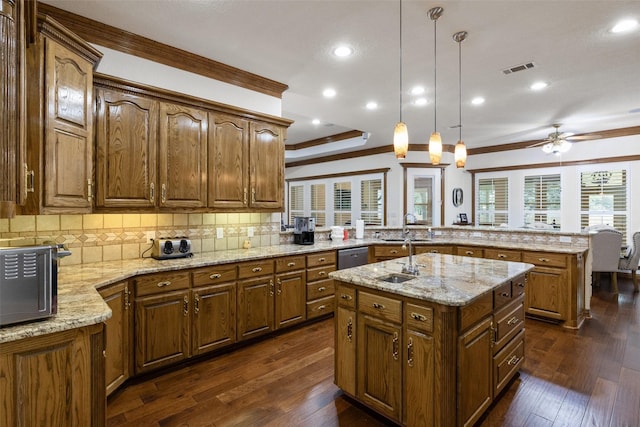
<box><xmin>145</xmin><ymin>231</ymin><xmax>155</xmax><ymax>243</ymax></box>
<box><xmin>559</xmin><ymin>236</ymin><xmax>571</xmax><ymax>243</ymax></box>
<box><xmin>216</xmin><ymin>227</ymin><xmax>224</xmax><ymax>239</ymax></box>
<box><xmin>248</xmin><ymin>226</ymin><xmax>254</xmax><ymax>237</ymax></box>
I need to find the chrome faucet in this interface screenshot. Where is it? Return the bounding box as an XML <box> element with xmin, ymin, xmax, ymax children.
<box><xmin>402</xmin><ymin>213</ymin><xmax>419</xmax><ymax>275</ymax></box>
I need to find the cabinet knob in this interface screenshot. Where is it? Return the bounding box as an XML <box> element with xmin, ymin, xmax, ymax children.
<box><xmin>501</xmin><ymin>292</ymin><xmax>510</xmax><ymax>298</ymax></box>
<box><xmin>340</xmin><ymin>294</ymin><xmax>352</xmax><ymax>301</ymax></box>
<box><xmin>317</xmin><ymin>286</ymin><xmax>326</xmax><ymax>292</ymax></box>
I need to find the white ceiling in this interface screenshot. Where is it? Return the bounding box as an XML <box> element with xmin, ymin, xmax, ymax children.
<box><xmin>43</xmin><ymin>0</ymin><xmax>640</xmax><ymax>162</ymax></box>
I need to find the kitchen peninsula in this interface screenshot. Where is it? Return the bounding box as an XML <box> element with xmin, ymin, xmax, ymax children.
<box><xmin>330</xmin><ymin>253</ymin><xmax>535</xmax><ymax>427</ymax></box>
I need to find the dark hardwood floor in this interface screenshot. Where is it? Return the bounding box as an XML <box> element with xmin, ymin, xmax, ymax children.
<box><xmin>107</xmin><ymin>276</ymin><xmax>640</xmax><ymax>427</ymax></box>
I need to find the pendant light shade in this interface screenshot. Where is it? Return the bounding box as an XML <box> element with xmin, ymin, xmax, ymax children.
<box><xmin>428</xmin><ymin>7</ymin><xmax>443</xmax><ymax>165</ymax></box>
<box><xmin>393</xmin><ymin>0</ymin><xmax>408</xmax><ymax>159</ymax></box>
<box><xmin>453</xmin><ymin>30</ymin><xmax>468</xmax><ymax>168</ymax></box>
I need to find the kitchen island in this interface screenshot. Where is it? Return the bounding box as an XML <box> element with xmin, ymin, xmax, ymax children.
<box><xmin>330</xmin><ymin>253</ymin><xmax>535</xmax><ymax>427</ymax></box>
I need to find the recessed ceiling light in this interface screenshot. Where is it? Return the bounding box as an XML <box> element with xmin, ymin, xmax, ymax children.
<box><xmin>530</xmin><ymin>81</ymin><xmax>548</xmax><ymax>91</ymax></box>
<box><xmin>611</xmin><ymin>19</ymin><xmax>638</xmax><ymax>33</ymax></box>
<box><xmin>411</xmin><ymin>86</ymin><xmax>425</xmax><ymax>95</ymax></box>
<box><xmin>323</xmin><ymin>88</ymin><xmax>336</xmax><ymax>98</ymax></box>
<box><xmin>312</xmin><ymin>119</ymin><xmax>321</xmax><ymax>125</ymax></box>
<box><xmin>333</xmin><ymin>45</ymin><xmax>353</xmax><ymax>57</ymax></box>
<box><xmin>366</xmin><ymin>101</ymin><xmax>378</xmax><ymax>110</ymax></box>
<box><xmin>471</xmin><ymin>97</ymin><xmax>485</xmax><ymax>105</ymax></box>
<box><xmin>413</xmin><ymin>97</ymin><xmax>427</xmax><ymax>106</ymax></box>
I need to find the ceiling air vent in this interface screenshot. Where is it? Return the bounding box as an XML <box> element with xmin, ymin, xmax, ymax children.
<box><xmin>502</xmin><ymin>62</ymin><xmax>535</xmax><ymax>75</ymax></box>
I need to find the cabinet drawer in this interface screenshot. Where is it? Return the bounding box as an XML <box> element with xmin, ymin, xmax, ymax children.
<box><xmin>358</xmin><ymin>291</ymin><xmax>402</xmax><ymax>324</ymax></box>
<box><xmin>415</xmin><ymin>245</ymin><xmax>453</xmax><ymax>255</ymax></box>
<box><xmin>493</xmin><ymin>296</ymin><xmax>524</xmax><ymax>352</ymax></box>
<box><xmin>374</xmin><ymin>245</ymin><xmax>406</xmax><ymax>257</ymax></box>
<box><xmin>459</xmin><ymin>292</ymin><xmax>492</xmax><ymax>332</ymax></box>
<box><xmin>522</xmin><ymin>251</ymin><xmax>567</xmax><ymax>268</ymax></box>
<box><xmin>306</xmin><ymin>251</ymin><xmax>336</xmax><ymax>268</ymax></box>
<box><xmin>192</xmin><ymin>264</ymin><xmax>237</xmax><ymax>287</ymax></box>
<box><xmin>275</xmin><ymin>255</ymin><xmax>305</xmax><ymax>273</ymax></box>
<box><xmin>456</xmin><ymin>246</ymin><xmax>484</xmax><ymax>258</ymax></box>
<box><xmin>306</xmin><ymin>295</ymin><xmax>335</xmax><ymax>319</ymax></box>
<box><xmin>135</xmin><ymin>271</ymin><xmax>190</xmax><ymax>297</ymax></box>
<box><xmin>493</xmin><ymin>282</ymin><xmax>512</xmax><ymax>309</ymax></box>
<box><xmin>405</xmin><ymin>303</ymin><xmax>433</xmax><ymax>333</ymax></box>
<box><xmin>512</xmin><ymin>274</ymin><xmax>526</xmax><ymax>298</ymax></box>
<box><xmin>493</xmin><ymin>329</ymin><xmax>525</xmax><ymax>396</ymax></box>
<box><xmin>238</xmin><ymin>260</ymin><xmax>274</xmax><ymax>279</ymax></box>
<box><xmin>307</xmin><ymin>279</ymin><xmax>335</xmax><ymax>301</ymax></box>
<box><xmin>484</xmin><ymin>248</ymin><xmax>521</xmax><ymax>262</ymax></box>
<box><xmin>307</xmin><ymin>265</ymin><xmax>335</xmax><ymax>282</ymax></box>
<box><xmin>336</xmin><ymin>285</ymin><xmax>356</xmax><ymax>309</ymax></box>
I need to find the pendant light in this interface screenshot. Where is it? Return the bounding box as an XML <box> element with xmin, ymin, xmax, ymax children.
<box><xmin>393</xmin><ymin>0</ymin><xmax>408</xmax><ymax>159</ymax></box>
<box><xmin>453</xmin><ymin>31</ymin><xmax>468</xmax><ymax>168</ymax></box>
<box><xmin>428</xmin><ymin>7</ymin><xmax>443</xmax><ymax>165</ymax></box>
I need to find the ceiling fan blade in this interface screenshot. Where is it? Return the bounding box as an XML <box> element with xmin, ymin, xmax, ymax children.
<box><xmin>566</xmin><ymin>134</ymin><xmax>602</xmax><ymax>141</ymax></box>
<box><xmin>527</xmin><ymin>140</ymin><xmax>549</xmax><ymax>148</ymax></box>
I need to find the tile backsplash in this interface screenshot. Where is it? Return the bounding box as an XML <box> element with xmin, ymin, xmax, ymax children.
<box><xmin>0</xmin><ymin>213</ymin><xmax>281</xmax><ymax>266</ymax></box>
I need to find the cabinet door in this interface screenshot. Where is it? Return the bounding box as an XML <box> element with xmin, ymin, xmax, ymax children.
<box><xmin>458</xmin><ymin>316</ymin><xmax>492</xmax><ymax>427</ymax></box>
<box><xmin>526</xmin><ymin>266</ymin><xmax>567</xmax><ymax>320</ymax></box>
<box><xmin>249</xmin><ymin>121</ymin><xmax>283</xmax><ymax>209</ymax></box>
<box><xmin>134</xmin><ymin>290</ymin><xmax>190</xmax><ymax>374</ymax></box>
<box><xmin>95</xmin><ymin>88</ymin><xmax>158</xmax><ymax>208</ymax></box>
<box><xmin>43</xmin><ymin>38</ymin><xmax>94</xmax><ymax>210</ymax></box>
<box><xmin>404</xmin><ymin>329</ymin><xmax>435</xmax><ymax>427</ymax></box>
<box><xmin>237</xmin><ymin>276</ymin><xmax>274</xmax><ymax>340</ymax></box>
<box><xmin>158</xmin><ymin>102</ymin><xmax>207</xmax><ymax>208</ymax></box>
<box><xmin>335</xmin><ymin>306</ymin><xmax>356</xmax><ymax>396</ymax></box>
<box><xmin>208</xmin><ymin>113</ymin><xmax>248</xmax><ymax>209</ymax></box>
<box><xmin>357</xmin><ymin>314</ymin><xmax>402</xmax><ymax>422</ymax></box>
<box><xmin>275</xmin><ymin>270</ymin><xmax>306</xmax><ymax>329</ymax></box>
<box><xmin>99</xmin><ymin>281</ymin><xmax>132</xmax><ymax>396</ymax></box>
<box><xmin>192</xmin><ymin>283</ymin><xmax>236</xmax><ymax>356</ymax></box>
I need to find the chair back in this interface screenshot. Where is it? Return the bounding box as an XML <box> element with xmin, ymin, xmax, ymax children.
<box><xmin>620</xmin><ymin>231</ymin><xmax>640</xmax><ymax>270</ymax></box>
<box><xmin>591</xmin><ymin>229</ymin><xmax>623</xmax><ymax>272</ymax></box>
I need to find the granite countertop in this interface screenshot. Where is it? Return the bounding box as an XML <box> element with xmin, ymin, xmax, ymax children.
<box><xmin>329</xmin><ymin>253</ymin><xmax>535</xmax><ymax>306</ymax></box>
<box><xmin>0</xmin><ymin>236</ymin><xmax>576</xmax><ymax>343</ymax></box>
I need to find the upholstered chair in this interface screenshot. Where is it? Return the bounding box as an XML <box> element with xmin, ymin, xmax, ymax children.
<box><xmin>619</xmin><ymin>231</ymin><xmax>640</xmax><ymax>292</ymax></box>
<box><xmin>590</xmin><ymin>229</ymin><xmax>623</xmax><ymax>293</ymax></box>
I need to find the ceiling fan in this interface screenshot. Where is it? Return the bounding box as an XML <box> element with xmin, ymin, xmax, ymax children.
<box><xmin>530</xmin><ymin>124</ymin><xmax>600</xmax><ymax>155</ymax></box>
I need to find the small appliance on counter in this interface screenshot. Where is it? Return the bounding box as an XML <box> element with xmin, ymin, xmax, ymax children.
<box><xmin>152</xmin><ymin>238</ymin><xmax>193</xmax><ymax>260</ymax></box>
<box><xmin>0</xmin><ymin>244</ymin><xmax>58</xmax><ymax>327</ymax></box>
<box><xmin>293</xmin><ymin>217</ymin><xmax>315</xmax><ymax>245</ymax></box>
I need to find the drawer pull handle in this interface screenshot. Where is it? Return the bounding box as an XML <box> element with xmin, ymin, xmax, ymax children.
<box><xmin>407</xmin><ymin>337</ymin><xmax>414</xmax><ymax>367</ymax></box>
<box><xmin>507</xmin><ymin>355</ymin><xmax>520</xmax><ymax>366</ymax></box>
<box><xmin>270</xmin><ymin>280</ymin><xmax>274</xmax><ymax>296</ymax></box>
<box><xmin>538</xmin><ymin>258</ymin><xmax>550</xmax><ymax>263</ymax></box>
<box><xmin>183</xmin><ymin>296</ymin><xmax>189</xmax><ymax>316</ymax></box>
<box><xmin>157</xmin><ymin>281</ymin><xmax>171</xmax><ymax>287</ymax></box>
<box><xmin>498</xmin><ymin>254</ymin><xmax>507</xmax><ymax>259</ymax></box>
<box><xmin>390</xmin><ymin>250</ymin><xmax>398</xmax><ymax>254</ymax></box>
<box><xmin>501</xmin><ymin>292</ymin><xmax>510</xmax><ymax>298</ymax></box>
<box><xmin>318</xmin><ymin>286</ymin><xmax>326</xmax><ymax>292</ymax></box>
<box><xmin>209</xmin><ymin>273</ymin><xmax>222</xmax><ymax>279</ymax></box>
<box><xmin>318</xmin><ymin>257</ymin><xmax>326</xmax><ymax>262</ymax></box>
<box><xmin>287</xmin><ymin>262</ymin><xmax>296</xmax><ymax>267</ymax></box>
<box><xmin>340</xmin><ymin>294</ymin><xmax>353</xmax><ymax>301</ymax></box>
<box><xmin>507</xmin><ymin>316</ymin><xmax>519</xmax><ymax>326</ymax></box>
<box><xmin>252</xmin><ymin>267</ymin><xmax>263</xmax><ymax>273</ymax></box>
<box><xmin>318</xmin><ymin>271</ymin><xmax>327</xmax><ymax>276</ymax></box>
<box><xmin>347</xmin><ymin>317</ymin><xmax>353</xmax><ymax>342</ymax></box>
<box><xmin>410</xmin><ymin>312</ymin><xmax>427</xmax><ymax>322</ymax></box>
<box><xmin>430</xmin><ymin>249</ymin><xmax>439</xmax><ymax>253</ymax></box>
<box><xmin>317</xmin><ymin>305</ymin><xmax>326</xmax><ymax>311</ymax></box>
<box><xmin>465</xmin><ymin>250</ymin><xmax>474</xmax><ymax>255</ymax></box>
<box><xmin>276</xmin><ymin>278</ymin><xmax>282</xmax><ymax>296</ymax></box>
<box><xmin>517</xmin><ymin>282</ymin><xmax>525</xmax><ymax>288</ymax></box>
<box><xmin>392</xmin><ymin>332</ymin><xmax>399</xmax><ymax>360</ymax></box>
<box><xmin>373</xmin><ymin>303</ymin><xmax>385</xmax><ymax>310</ymax></box>
<box><xmin>194</xmin><ymin>294</ymin><xmax>200</xmax><ymax>314</ymax></box>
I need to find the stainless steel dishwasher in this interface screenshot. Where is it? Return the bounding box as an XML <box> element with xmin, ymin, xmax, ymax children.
<box><xmin>337</xmin><ymin>246</ymin><xmax>369</xmax><ymax>270</ymax></box>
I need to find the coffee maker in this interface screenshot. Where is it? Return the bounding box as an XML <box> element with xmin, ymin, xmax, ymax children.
<box><xmin>293</xmin><ymin>217</ymin><xmax>315</xmax><ymax>245</ymax></box>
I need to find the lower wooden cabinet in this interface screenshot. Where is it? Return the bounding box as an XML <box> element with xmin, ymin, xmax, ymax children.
<box><xmin>275</xmin><ymin>270</ymin><xmax>306</xmax><ymax>329</ymax></box>
<box><xmin>0</xmin><ymin>324</ymin><xmax>106</xmax><ymax>427</ymax></box>
<box><xmin>525</xmin><ymin>265</ymin><xmax>567</xmax><ymax>321</ymax></box>
<box><xmin>99</xmin><ymin>281</ymin><xmax>132</xmax><ymax>396</ymax></box>
<box><xmin>237</xmin><ymin>273</ymin><xmax>275</xmax><ymax>340</ymax></box>
<box><xmin>335</xmin><ymin>304</ymin><xmax>356</xmax><ymax>396</ymax></box>
<box><xmin>191</xmin><ymin>282</ymin><xmax>236</xmax><ymax>356</ymax></box>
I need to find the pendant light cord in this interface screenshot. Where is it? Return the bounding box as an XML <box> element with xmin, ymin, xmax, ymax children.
<box><xmin>458</xmin><ymin>37</ymin><xmax>462</xmax><ymax>141</ymax></box>
<box><xmin>433</xmin><ymin>16</ymin><xmax>437</xmax><ymax>132</ymax></box>
<box><xmin>399</xmin><ymin>0</ymin><xmax>403</xmax><ymax>123</ymax></box>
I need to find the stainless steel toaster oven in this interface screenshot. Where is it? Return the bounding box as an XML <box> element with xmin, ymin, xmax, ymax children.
<box><xmin>0</xmin><ymin>245</ymin><xmax>58</xmax><ymax>327</ymax></box>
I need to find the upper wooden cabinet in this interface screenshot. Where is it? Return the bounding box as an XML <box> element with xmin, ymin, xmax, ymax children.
<box><xmin>94</xmin><ymin>75</ymin><xmax>291</xmax><ymax>213</ymax></box>
<box><xmin>23</xmin><ymin>14</ymin><xmax>102</xmax><ymax>214</ymax></box>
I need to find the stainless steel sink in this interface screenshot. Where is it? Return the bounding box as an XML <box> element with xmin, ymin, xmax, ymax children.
<box><xmin>377</xmin><ymin>273</ymin><xmax>415</xmax><ymax>284</ymax></box>
<box><xmin>382</xmin><ymin>238</ymin><xmax>432</xmax><ymax>242</ymax></box>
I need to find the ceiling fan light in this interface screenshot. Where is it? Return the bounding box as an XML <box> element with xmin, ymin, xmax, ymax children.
<box><xmin>394</xmin><ymin>121</ymin><xmax>409</xmax><ymax>159</ymax></box>
<box><xmin>455</xmin><ymin>140</ymin><xmax>467</xmax><ymax>168</ymax></box>
<box><xmin>429</xmin><ymin>131</ymin><xmax>442</xmax><ymax>164</ymax></box>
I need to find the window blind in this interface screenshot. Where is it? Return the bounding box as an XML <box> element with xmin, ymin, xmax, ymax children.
<box><xmin>580</xmin><ymin>169</ymin><xmax>627</xmax><ymax>239</ymax></box>
<box><xmin>477</xmin><ymin>177</ymin><xmax>508</xmax><ymax>226</ymax></box>
<box><xmin>334</xmin><ymin>182</ymin><xmax>352</xmax><ymax>225</ymax></box>
<box><xmin>360</xmin><ymin>179</ymin><xmax>382</xmax><ymax>225</ymax></box>
<box><xmin>289</xmin><ymin>184</ymin><xmax>304</xmax><ymax>224</ymax></box>
<box><xmin>524</xmin><ymin>174</ymin><xmax>561</xmax><ymax>227</ymax></box>
<box><xmin>310</xmin><ymin>183</ymin><xmax>326</xmax><ymax>227</ymax></box>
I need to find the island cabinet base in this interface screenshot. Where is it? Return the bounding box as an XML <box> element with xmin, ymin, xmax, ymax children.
<box><xmin>334</xmin><ymin>277</ymin><xmax>526</xmax><ymax>427</ymax></box>
<box><xmin>0</xmin><ymin>323</ymin><xmax>106</xmax><ymax>427</ymax></box>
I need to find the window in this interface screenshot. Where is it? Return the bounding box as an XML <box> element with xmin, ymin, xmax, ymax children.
<box><xmin>477</xmin><ymin>177</ymin><xmax>508</xmax><ymax>226</ymax></box>
<box><xmin>310</xmin><ymin>183</ymin><xmax>326</xmax><ymax>227</ymax></box>
<box><xmin>580</xmin><ymin>169</ymin><xmax>627</xmax><ymax>238</ymax></box>
<box><xmin>405</xmin><ymin>167</ymin><xmax>441</xmax><ymax>226</ymax></box>
<box><xmin>412</xmin><ymin>177</ymin><xmax>433</xmax><ymax>224</ymax></box>
<box><xmin>360</xmin><ymin>178</ymin><xmax>383</xmax><ymax>225</ymax></box>
<box><xmin>289</xmin><ymin>184</ymin><xmax>304</xmax><ymax>224</ymax></box>
<box><xmin>334</xmin><ymin>181</ymin><xmax>352</xmax><ymax>226</ymax></box>
<box><xmin>524</xmin><ymin>174</ymin><xmax>561</xmax><ymax>227</ymax></box>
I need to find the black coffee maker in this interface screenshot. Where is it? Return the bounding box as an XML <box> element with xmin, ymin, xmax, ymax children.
<box><xmin>293</xmin><ymin>217</ymin><xmax>315</xmax><ymax>245</ymax></box>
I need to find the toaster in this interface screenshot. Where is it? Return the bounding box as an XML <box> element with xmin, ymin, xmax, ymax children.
<box><xmin>152</xmin><ymin>238</ymin><xmax>193</xmax><ymax>260</ymax></box>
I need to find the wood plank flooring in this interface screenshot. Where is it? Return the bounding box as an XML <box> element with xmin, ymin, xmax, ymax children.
<box><xmin>107</xmin><ymin>276</ymin><xmax>640</xmax><ymax>427</ymax></box>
